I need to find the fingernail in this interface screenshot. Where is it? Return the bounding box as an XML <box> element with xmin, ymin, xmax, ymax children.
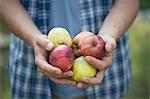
<box><xmin>107</xmin><ymin>45</ymin><xmax>112</xmax><ymax>52</ymax></box>
<box><xmin>77</xmin><ymin>83</ymin><xmax>81</xmax><ymax>88</ymax></box>
<box><xmin>85</xmin><ymin>56</ymin><xmax>88</xmax><ymax>59</ymax></box>
<box><xmin>56</xmin><ymin>71</ymin><xmax>61</xmax><ymax>75</ymax></box>
<box><xmin>53</xmin><ymin>70</ymin><xmax>60</xmax><ymax>75</ymax></box>
<box><xmin>68</xmin><ymin>72</ymin><xmax>73</xmax><ymax>77</ymax></box>
<box><xmin>85</xmin><ymin>56</ymin><xmax>90</xmax><ymax>61</ymax></box>
<box><xmin>71</xmin><ymin>82</ymin><xmax>76</xmax><ymax>86</ymax></box>
<box><xmin>82</xmin><ymin>77</ymin><xmax>88</xmax><ymax>81</ymax></box>
<box><xmin>46</xmin><ymin>43</ymin><xmax>53</xmax><ymax>50</ymax></box>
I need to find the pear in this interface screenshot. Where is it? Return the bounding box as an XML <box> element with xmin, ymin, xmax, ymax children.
<box><xmin>48</xmin><ymin>27</ymin><xmax>72</xmax><ymax>48</ymax></box>
<box><xmin>73</xmin><ymin>56</ymin><xmax>97</xmax><ymax>82</ymax></box>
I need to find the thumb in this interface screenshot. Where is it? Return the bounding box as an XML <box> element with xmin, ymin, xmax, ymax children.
<box><xmin>100</xmin><ymin>35</ymin><xmax>117</xmax><ymax>52</ymax></box>
<box><xmin>105</xmin><ymin>40</ymin><xmax>116</xmax><ymax>52</ymax></box>
<box><xmin>37</xmin><ymin>35</ymin><xmax>54</xmax><ymax>51</ymax></box>
<box><xmin>105</xmin><ymin>43</ymin><xmax>113</xmax><ymax>52</ymax></box>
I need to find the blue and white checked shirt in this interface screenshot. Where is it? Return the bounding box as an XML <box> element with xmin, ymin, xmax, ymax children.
<box><xmin>8</xmin><ymin>0</ymin><xmax>131</xmax><ymax>99</ymax></box>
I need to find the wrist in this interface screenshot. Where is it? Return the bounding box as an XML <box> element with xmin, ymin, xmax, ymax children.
<box><xmin>98</xmin><ymin>33</ymin><xmax>118</xmax><ymax>44</ymax></box>
<box><xmin>98</xmin><ymin>26</ymin><xmax>122</xmax><ymax>41</ymax></box>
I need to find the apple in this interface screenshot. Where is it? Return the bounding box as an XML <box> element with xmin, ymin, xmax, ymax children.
<box><xmin>72</xmin><ymin>31</ymin><xmax>93</xmax><ymax>57</ymax></box>
<box><xmin>73</xmin><ymin>56</ymin><xmax>97</xmax><ymax>82</ymax></box>
<box><xmin>48</xmin><ymin>27</ymin><xmax>72</xmax><ymax>48</ymax></box>
<box><xmin>80</xmin><ymin>35</ymin><xmax>106</xmax><ymax>59</ymax></box>
<box><xmin>49</xmin><ymin>45</ymin><xmax>75</xmax><ymax>72</ymax></box>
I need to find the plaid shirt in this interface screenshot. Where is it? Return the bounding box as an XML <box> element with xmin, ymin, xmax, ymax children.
<box><xmin>8</xmin><ymin>0</ymin><xmax>131</xmax><ymax>99</ymax></box>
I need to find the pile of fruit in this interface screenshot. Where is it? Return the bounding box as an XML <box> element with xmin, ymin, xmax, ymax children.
<box><xmin>48</xmin><ymin>27</ymin><xmax>106</xmax><ymax>82</ymax></box>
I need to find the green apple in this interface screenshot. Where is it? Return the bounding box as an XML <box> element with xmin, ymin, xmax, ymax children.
<box><xmin>73</xmin><ymin>56</ymin><xmax>97</xmax><ymax>82</ymax></box>
<box><xmin>48</xmin><ymin>27</ymin><xmax>72</xmax><ymax>48</ymax></box>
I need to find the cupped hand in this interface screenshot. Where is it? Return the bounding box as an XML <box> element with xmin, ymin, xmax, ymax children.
<box><xmin>33</xmin><ymin>34</ymin><xmax>76</xmax><ymax>86</ymax></box>
<box><xmin>76</xmin><ymin>35</ymin><xmax>117</xmax><ymax>88</ymax></box>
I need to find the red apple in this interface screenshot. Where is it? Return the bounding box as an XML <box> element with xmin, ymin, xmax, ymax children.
<box><xmin>72</xmin><ymin>31</ymin><xmax>93</xmax><ymax>57</ymax></box>
<box><xmin>80</xmin><ymin>35</ymin><xmax>106</xmax><ymax>59</ymax></box>
<box><xmin>49</xmin><ymin>45</ymin><xmax>75</xmax><ymax>72</ymax></box>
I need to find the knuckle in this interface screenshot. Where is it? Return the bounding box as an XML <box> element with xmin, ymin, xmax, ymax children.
<box><xmin>108</xmin><ymin>60</ymin><xmax>113</xmax><ymax>67</ymax></box>
<box><xmin>101</xmin><ymin>63</ymin><xmax>105</xmax><ymax>68</ymax></box>
<box><xmin>97</xmin><ymin>66</ymin><xmax>101</xmax><ymax>70</ymax></box>
<box><xmin>99</xmin><ymin>63</ymin><xmax>105</xmax><ymax>70</ymax></box>
<box><xmin>51</xmin><ymin>69</ymin><xmax>58</xmax><ymax>74</ymax></box>
<box><xmin>110</xmin><ymin>60</ymin><xmax>113</xmax><ymax>65</ymax></box>
<box><xmin>42</xmin><ymin>34</ymin><xmax>48</xmax><ymax>38</ymax></box>
<box><xmin>39</xmin><ymin>37</ymin><xmax>49</xmax><ymax>48</ymax></box>
<box><xmin>95</xmin><ymin>80</ymin><xmax>101</xmax><ymax>85</ymax></box>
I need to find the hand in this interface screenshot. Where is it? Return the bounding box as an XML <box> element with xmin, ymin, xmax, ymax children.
<box><xmin>76</xmin><ymin>35</ymin><xmax>117</xmax><ymax>88</ymax></box>
<box><xmin>33</xmin><ymin>34</ymin><xmax>76</xmax><ymax>86</ymax></box>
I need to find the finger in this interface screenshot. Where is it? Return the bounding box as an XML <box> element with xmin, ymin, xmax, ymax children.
<box><xmin>105</xmin><ymin>40</ymin><xmax>117</xmax><ymax>52</ymax></box>
<box><xmin>37</xmin><ymin>67</ymin><xmax>60</xmax><ymax>78</ymax></box>
<box><xmin>35</xmin><ymin>57</ymin><xmax>62</xmax><ymax>76</ymax></box>
<box><xmin>102</xmin><ymin>36</ymin><xmax>117</xmax><ymax>52</ymax></box>
<box><xmin>50</xmin><ymin>77</ymin><xmax>77</xmax><ymax>86</ymax></box>
<box><xmin>37</xmin><ymin>35</ymin><xmax>54</xmax><ymax>51</ymax></box>
<box><xmin>37</xmin><ymin>67</ymin><xmax>41</xmax><ymax>72</ymax></box>
<box><xmin>42</xmin><ymin>34</ymin><xmax>48</xmax><ymax>38</ymax></box>
<box><xmin>104</xmin><ymin>50</ymin><xmax>115</xmax><ymax>57</ymax></box>
<box><xmin>82</xmin><ymin>70</ymin><xmax>105</xmax><ymax>85</ymax></box>
<box><xmin>62</xmin><ymin>70</ymin><xmax>73</xmax><ymax>78</ymax></box>
<box><xmin>85</xmin><ymin>56</ymin><xmax>112</xmax><ymax>70</ymax></box>
<box><xmin>76</xmin><ymin>82</ymin><xmax>90</xmax><ymax>88</ymax></box>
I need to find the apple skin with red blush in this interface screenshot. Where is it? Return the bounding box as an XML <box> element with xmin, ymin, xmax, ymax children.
<box><xmin>72</xmin><ymin>31</ymin><xmax>94</xmax><ymax>57</ymax></box>
<box><xmin>48</xmin><ymin>27</ymin><xmax>106</xmax><ymax>81</ymax></box>
<box><xmin>80</xmin><ymin>35</ymin><xmax>106</xmax><ymax>59</ymax></box>
<box><xmin>49</xmin><ymin>45</ymin><xmax>75</xmax><ymax>72</ymax></box>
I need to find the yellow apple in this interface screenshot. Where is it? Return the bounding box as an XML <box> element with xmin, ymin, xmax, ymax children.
<box><xmin>48</xmin><ymin>27</ymin><xmax>72</xmax><ymax>48</ymax></box>
<box><xmin>73</xmin><ymin>56</ymin><xmax>97</xmax><ymax>82</ymax></box>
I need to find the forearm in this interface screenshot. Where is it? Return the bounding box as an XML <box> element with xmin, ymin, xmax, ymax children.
<box><xmin>99</xmin><ymin>0</ymin><xmax>139</xmax><ymax>39</ymax></box>
<box><xmin>0</xmin><ymin>0</ymin><xmax>41</xmax><ymax>47</ymax></box>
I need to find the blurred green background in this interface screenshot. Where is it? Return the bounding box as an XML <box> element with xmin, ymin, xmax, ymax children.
<box><xmin>0</xmin><ymin>1</ymin><xmax>150</xmax><ymax>99</ymax></box>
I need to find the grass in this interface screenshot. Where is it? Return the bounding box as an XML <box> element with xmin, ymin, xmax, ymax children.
<box><xmin>124</xmin><ymin>19</ymin><xmax>150</xmax><ymax>99</ymax></box>
<box><xmin>0</xmin><ymin>48</ymin><xmax>10</xmax><ymax>99</ymax></box>
<box><xmin>0</xmin><ymin>18</ymin><xmax>149</xmax><ymax>99</ymax></box>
